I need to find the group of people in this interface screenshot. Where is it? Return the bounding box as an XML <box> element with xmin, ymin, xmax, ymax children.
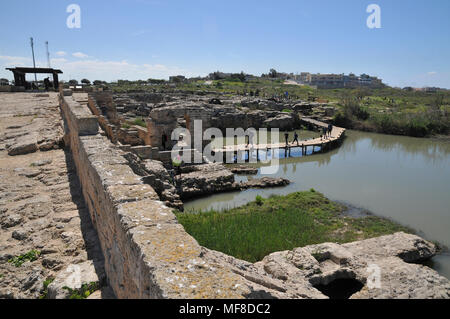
<box><xmin>284</xmin><ymin>131</ymin><xmax>300</xmax><ymax>146</ymax></box>
<box><xmin>247</xmin><ymin>126</ymin><xmax>334</xmax><ymax>148</ymax></box>
<box><xmin>321</xmin><ymin>124</ymin><xmax>333</xmax><ymax>140</ymax></box>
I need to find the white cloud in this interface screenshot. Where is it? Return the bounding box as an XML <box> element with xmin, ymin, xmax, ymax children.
<box><xmin>0</xmin><ymin>55</ymin><xmax>192</xmax><ymax>81</ymax></box>
<box><xmin>51</xmin><ymin>58</ymin><xmax>68</xmax><ymax>64</ymax></box>
<box><xmin>0</xmin><ymin>55</ymin><xmax>31</xmax><ymax>67</ymax></box>
<box><xmin>52</xmin><ymin>59</ymin><xmax>190</xmax><ymax>81</ymax></box>
<box><xmin>72</xmin><ymin>52</ymin><xmax>89</xmax><ymax>58</ymax></box>
<box><xmin>427</xmin><ymin>71</ymin><xmax>437</xmax><ymax>75</ymax></box>
<box><xmin>55</xmin><ymin>51</ymin><xmax>67</xmax><ymax>57</ymax></box>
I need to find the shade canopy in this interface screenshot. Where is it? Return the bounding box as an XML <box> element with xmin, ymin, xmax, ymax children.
<box><xmin>6</xmin><ymin>67</ymin><xmax>63</xmax><ymax>89</ymax></box>
<box><xmin>6</xmin><ymin>67</ymin><xmax>63</xmax><ymax>74</ymax></box>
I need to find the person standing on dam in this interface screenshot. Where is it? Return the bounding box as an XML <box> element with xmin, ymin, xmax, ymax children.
<box><xmin>293</xmin><ymin>131</ymin><xmax>299</xmax><ymax>146</ymax></box>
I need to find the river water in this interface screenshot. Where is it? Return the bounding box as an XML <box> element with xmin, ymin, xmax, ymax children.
<box><xmin>184</xmin><ymin>130</ymin><xmax>450</xmax><ymax>279</ymax></box>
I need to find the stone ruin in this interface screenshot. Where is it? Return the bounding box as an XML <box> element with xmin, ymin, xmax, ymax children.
<box><xmin>1</xmin><ymin>91</ymin><xmax>449</xmax><ymax>299</ymax></box>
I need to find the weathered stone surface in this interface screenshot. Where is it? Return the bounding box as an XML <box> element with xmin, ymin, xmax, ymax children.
<box><xmin>12</xmin><ymin>229</ymin><xmax>29</xmax><ymax>241</ymax></box>
<box><xmin>61</xmin><ymin>96</ymin><xmax>99</xmax><ymax>136</ymax></box>
<box><xmin>230</xmin><ymin>165</ymin><xmax>258</xmax><ymax>175</ymax></box>
<box><xmin>341</xmin><ymin>231</ymin><xmax>436</xmax><ymax>263</ymax></box>
<box><xmin>239</xmin><ymin>177</ymin><xmax>290</xmax><ymax>189</ymax></box>
<box><xmin>0</xmin><ymin>93</ymin><xmax>108</xmax><ymax>299</ymax></box>
<box><xmin>47</xmin><ymin>260</ymin><xmax>105</xmax><ymax>299</ymax></box>
<box><xmin>124</xmin><ymin>152</ymin><xmax>183</xmax><ymax>209</ymax></box>
<box><xmin>30</xmin><ymin>159</ymin><xmax>52</xmax><ymax>167</ymax></box>
<box><xmin>0</xmin><ymin>93</ymin><xmax>63</xmax><ymax>157</ymax></box>
<box><xmin>263</xmin><ymin>113</ymin><xmax>297</xmax><ymax>130</ymax></box>
<box><xmin>175</xmin><ymin>163</ymin><xmax>236</xmax><ymax>199</ymax></box>
<box><xmin>1</xmin><ymin>214</ymin><xmax>23</xmax><ymax>228</ymax></box>
<box><xmin>7</xmin><ymin>134</ymin><xmax>38</xmax><ymax>156</ymax></box>
<box><xmin>14</xmin><ymin>167</ymin><xmax>42</xmax><ymax>178</ymax></box>
<box><xmin>250</xmin><ymin>232</ymin><xmax>450</xmax><ymax>299</ymax></box>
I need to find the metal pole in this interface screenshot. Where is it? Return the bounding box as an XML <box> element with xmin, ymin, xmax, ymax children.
<box><xmin>46</xmin><ymin>41</ymin><xmax>51</xmax><ymax>68</ymax></box>
<box><xmin>30</xmin><ymin>37</ymin><xmax>37</xmax><ymax>84</ymax></box>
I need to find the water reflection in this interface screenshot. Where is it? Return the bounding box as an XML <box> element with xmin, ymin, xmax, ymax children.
<box><xmin>185</xmin><ymin>130</ymin><xmax>450</xmax><ymax>279</ymax></box>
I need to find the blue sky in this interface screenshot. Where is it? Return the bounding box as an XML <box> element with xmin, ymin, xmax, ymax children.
<box><xmin>0</xmin><ymin>0</ymin><xmax>449</xmax><ymax>88</ymax></box>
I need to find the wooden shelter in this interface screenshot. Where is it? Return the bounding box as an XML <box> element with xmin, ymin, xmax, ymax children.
<box><xmin>6</xmin><ymin>67</ymin><xmax>63</xmax><ymax>89</ymax></box>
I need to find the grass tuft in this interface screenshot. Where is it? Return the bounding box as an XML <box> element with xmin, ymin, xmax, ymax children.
<box><xmin>175</xmin><ymin>191</ymin><xmax>412</xmax><ymax>263</ymax></box>
<box><xmin>8</xmin><ymin>250</ymin><xmax>41</xmax><ymax>267</ymax></box>
<box><xmin>63</xmin><ymin>282</ymin><xmax>99</xmax><ymax>299</ymax></box>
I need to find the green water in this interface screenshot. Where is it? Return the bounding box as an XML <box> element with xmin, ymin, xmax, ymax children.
<box><xmin>184</xmin><ymin>130</ymin><xmax>450</xmax><ymax>279</ymax></box>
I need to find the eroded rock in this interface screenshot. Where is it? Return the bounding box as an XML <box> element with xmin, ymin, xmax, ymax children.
<box><xmin>240</xmin><ymin>177</ymin><xmax>290</xmax><ymax>189</ymax></box>
<box><xmin>175</xmin><ymin>163</ymin><xmax>236</xmax><ymax>199</ymax></box>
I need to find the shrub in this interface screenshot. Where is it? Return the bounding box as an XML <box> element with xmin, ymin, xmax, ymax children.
<box><xmin>132</xmin><ymin>117</ymin><xmax>146</xmax><ymax>127</ymax></box>
<box><xmin>255</xmin><ymin>195</ymin><xmax>263</xmax><ymax>206</ymax></box>
<box><xmin>63</xmin><ymin>282</ymin><xmax>99</xmax><ymax>299</ymax></box>
<box><xmin>39</xmin><ymin>278</ymin><xmax>54</xmax><ymax>299</ymax></box>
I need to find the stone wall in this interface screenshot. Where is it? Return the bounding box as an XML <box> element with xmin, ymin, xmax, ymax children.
<box><xmin>58</xmin><ymin>93</ymin><xmax>255</xmax><ymax>298</ymax></box>
<box><xmin>58</xmin><ymin>93</ymin><xmax>450</xmax><ymax>299</ymax></box>
<box><xmin>87</xmin><ymin>93</ymin><xmax>117</xmax><ymax>143</ymax></box>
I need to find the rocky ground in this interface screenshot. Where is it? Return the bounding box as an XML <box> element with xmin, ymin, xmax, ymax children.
<box><xmin>204</xmin><ymin>232</ymin><xmax>450</xmax><ymax>299</ymax></box>
<box><xmin>174</xmin><ymin>163</ymin><xmax>290</xmax><ymax>200</ymax></box>
<box><xmin>111</xmin><ymin>92</ymin><xmax>335</xmax><ymax>133</ymax></box>
<box><xmin>0</xmin><ymin>93</ymin><xmax>113</xmax><ymax>299</ymax></box>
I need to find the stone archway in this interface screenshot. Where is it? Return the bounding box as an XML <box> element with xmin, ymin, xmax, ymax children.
<box><xmin>147</xmin><ymin>104</ymin><xmax>214</xmax><ymax>151</ymax></box>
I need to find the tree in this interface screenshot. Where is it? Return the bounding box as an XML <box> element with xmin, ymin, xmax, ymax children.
<box><xmin>432</xmin><ymin>94</ymin><xmax>444</xmax><ymax>112</ymax></box>
<box><xmin>147</xmin><ymin>78</ymin><xmax>165</xmax><ymax>84</ymax></box>
<box><xmin>68</xmin><ymin>79</ymin><xmax>78</xmax><ymax>85</ymax></box>
<box><xmin>117</xmin><ymin>80</ymin><xmax>130</xmax><ymax>86</ymax></box>
<box><xmin>81</xmin><ymin>79</ymin><xmax>91</xmax><ymax>85</ymax></box>
<box><xmin>236</xmin><ymin>72</ymin><xmax>246</xmax><ymax>82</ymax></box>
<box><xmin>269</xmin><ymin>68</ymin><xmax>278</xmax><ymax>78</ymax></box>
<box><xmin>339</xmin><ymin>92</ymin><xmax>370</xmax><ymax>121</ymax></box>
<box><xmin>353</xmin><ymin>88</ymin><xmax>371</xmax><ymax>100</ymax></box>
<box><xmin>0</xmin><ymin>78</ymin><xmax>9</xmax><ymax>86</ymax></box>
<box><xmin>93</xmin><ymin>80</ymin><xmax>103</xmax><ymax>86</ymax></box>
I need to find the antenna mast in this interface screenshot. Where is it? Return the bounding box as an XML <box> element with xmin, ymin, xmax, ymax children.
<box><xmin>45</xmin><ymin>41</ymin><xmax>51</xmax><ymax>68</ymax></box>
<box><xmin>30</xmin><ymin>37</ymin><xmax>37</xmax><ymax>83</ymax></box>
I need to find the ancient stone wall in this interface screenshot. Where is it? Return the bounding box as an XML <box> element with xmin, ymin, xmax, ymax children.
<box><xmin>148</xmin><ymin>104</ymin><xmax>213</xmax><ymax>150</ymax></box>
<box><xmin>58</xmin><ymin>93</ymin><xmax>450</xmax><ymax>300</ymax></box>
<box><xmin>87</xmin><ymin>94</ymin><xmax>117</xmax><ymax>143</ymax></box>
<box><xmin>58</xmin><ymin>93</ymin><xmax>254</xmax><ymax>298</ymax></box>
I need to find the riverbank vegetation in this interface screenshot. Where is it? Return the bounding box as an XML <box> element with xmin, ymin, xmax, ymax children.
<box><xmin>175</xmin><ymin>190</ymin><xmax>412</xmax><ymax>263</ymax></box>
<box><xmin>332</xmin><ymin>88</ymin><xmax>449</xmax><ymax>137</ymax></box>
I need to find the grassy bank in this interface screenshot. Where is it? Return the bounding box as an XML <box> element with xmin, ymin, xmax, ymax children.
<box><xmin>332</xmin><ymin>90</ymin><xmax>449</xmax><ymax>137</ymax></box>
<box><xmin>175</xmin><ymin>190</ymin><xmax>412</xmax><ymax>263</ymax></box>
